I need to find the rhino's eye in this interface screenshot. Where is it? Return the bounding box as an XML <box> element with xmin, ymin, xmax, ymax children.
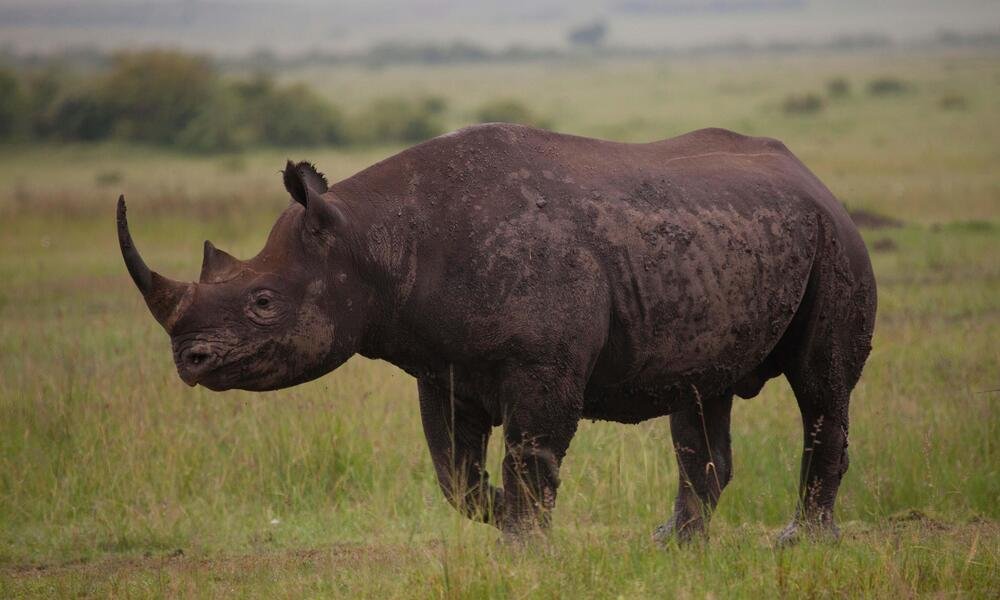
<box><xmin>246</xmin><ymin>289</ymin><xmax>283</xmax><ymax>326</ymax></box>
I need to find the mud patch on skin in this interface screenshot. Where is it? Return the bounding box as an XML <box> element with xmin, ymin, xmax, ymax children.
<box><xmin>365</xmin><ymin>223</ymin><xmax>418</xmax><ymax>305</ymax></box>
<box><xmin>243</xmin><ymin>279</ymin><xmax>337</xmax><ymax>390</ymax></box>
<box><xmin>287</xmin><ymin>280</ymin><xmax>337</xmax><ymax>362</ymax></box>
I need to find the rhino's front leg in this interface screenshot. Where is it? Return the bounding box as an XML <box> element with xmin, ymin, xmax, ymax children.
<box><xmin>497</xmin><ymin>367</ymin><xmax>583</xmax><ymax>538</ymax></box>
<box><xmin>418</xmin><ymin>379</ymin><xmax>503</xmax><ymax>525</ymax></box>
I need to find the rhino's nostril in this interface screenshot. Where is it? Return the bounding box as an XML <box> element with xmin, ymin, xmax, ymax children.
<box><xmin>183</xmin><ymin>349</ymin><xmax>212</xmax><ymax>368</ymax></box>
<box><xmin>175</xmin><ymin>345</ymin><xmax>217</xmax><ymax>386</ymax></box>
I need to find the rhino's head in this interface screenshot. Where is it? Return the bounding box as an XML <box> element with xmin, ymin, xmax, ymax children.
<box><xmin>118</xmin><ymin>162</ymin><xmax>370</xmax><ymax>391</ymax></box>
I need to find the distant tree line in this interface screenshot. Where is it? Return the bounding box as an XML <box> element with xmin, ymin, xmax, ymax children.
<box><xmin>5</xmin><ymin>28</ymin><xmax>998</xmax><ymax>75</ymax></box>
<box><xmin>0</xmin><ymin>50</ymin><xmax>468</xmax><ymax>151</ymax></box>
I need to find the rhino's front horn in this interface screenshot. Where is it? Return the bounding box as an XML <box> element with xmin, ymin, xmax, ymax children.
<box><xmin>117</xmin><ymin>195</ymin><xmax>194</xmax><ymax>332</ymax></box>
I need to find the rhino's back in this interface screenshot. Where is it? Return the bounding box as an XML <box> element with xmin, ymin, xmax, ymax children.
<box><xmin>342</xmin><ymin>123</ymin><xmax>795</xmax><ymax>199</ymax></box>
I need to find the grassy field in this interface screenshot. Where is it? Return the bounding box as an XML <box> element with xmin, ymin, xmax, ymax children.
<box><xmin>1</xmin><ymin>52</ymin><xmax>998</xmax><ymax>597</ymax></box>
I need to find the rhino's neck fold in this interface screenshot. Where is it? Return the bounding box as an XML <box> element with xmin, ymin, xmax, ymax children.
<box><xmin>330</xmin><ymin>184</ymin><xmax>425</xmax><ymax>365</ymax></box>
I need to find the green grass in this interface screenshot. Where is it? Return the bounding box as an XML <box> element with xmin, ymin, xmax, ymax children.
<box><xmin>1</xmin><ymin>52</ymin><xmax>999</xmax><ymax>597</ymax></box>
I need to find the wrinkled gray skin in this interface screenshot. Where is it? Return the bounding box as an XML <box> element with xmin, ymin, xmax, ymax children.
<box><xmin>119</xmin><ymin>124</ymin><xmax>876</xmax><ymax>544</ymax></box>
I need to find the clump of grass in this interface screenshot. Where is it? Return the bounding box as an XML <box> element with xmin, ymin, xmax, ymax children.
<box><xmin>938</xmin><ymin>93</ymin><xmax>968</xmax><ymax>110</ymax></box>
<box><xmin>939</xmin><ymin>219</ymin><xmax>996</xmax><ymax>232</ymax></box>
<box><xmin>871</xmin><ymin>237</ymin><xmax>898</xmax><ymax>252</ymax></box>
<box><xmin>868</xmin><ymin>76</ymin><xmax>910</xmax><ymax>96</ymax></box>
<box><xmin>94</xmin><ymin>170</ymin><xmax>123</xmax><ymax>187</ymax></box>
<box><xmin>782</xmin><ymin>93</ymin><xmax>824</xmax><ymax>115</ymax></box>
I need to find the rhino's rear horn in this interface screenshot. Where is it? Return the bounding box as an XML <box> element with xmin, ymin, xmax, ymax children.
<box><xmin>117</xmin><ymin>195</ymin><xmax>194</xmax><ymax>332</ymax></box>
<box><xmin>200</xmin><ymin>240</ymin><xmax>242</xmax><ymax>283</ymax></box>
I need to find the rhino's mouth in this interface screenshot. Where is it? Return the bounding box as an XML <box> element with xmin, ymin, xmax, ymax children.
<box><xmin>171</xmin><ymin>336</ymin><xmax>315</xmax><ymax>392</ymax></box>
<box><xmin>177</xmin><ymin>360</ymin><xmax>243</xmax><ymax>391</ymax></box>
<box><xmin>174</xmin><ymin>346</ymin><xmax>283</xmax><ymax>392</ymax></box>
<box><xmin>176</xmin><ymin>355</ymin><xmax>222</xmax><ymax>388</ymax></box>
<box><xmin>194</xmin><ymin>373</ymin><xmax>232</xmax><ymax>391</ymax></box>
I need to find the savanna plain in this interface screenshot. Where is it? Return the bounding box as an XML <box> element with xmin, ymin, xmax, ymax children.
<box><xmin>1</xmin><ymin>52</ymin><xmax>998</xmax><ymax>597</ymax></box>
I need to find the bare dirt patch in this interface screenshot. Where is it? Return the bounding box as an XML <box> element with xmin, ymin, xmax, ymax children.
<box><xmin>1</xmin><ymin>542</ymin><xmax>436</xmax><ymax>581</ymax></box>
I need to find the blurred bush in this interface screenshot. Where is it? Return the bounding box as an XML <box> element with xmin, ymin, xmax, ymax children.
<box><xmin>21</xmin><ymin>67</ymin><xmax>69</xmax><ymax>138</ymax></box>
<box><xmin>475</xmin><ymin>99</ymin><xmax>551</xmax><ymax>128</ymax></box>
<box><xmin>47</xmin><ymin>85</ymin><xmax>117</xmax><ymax>141</ymax></box>
<box><xmin>256</xmin><ymin>83</ymin><xmax>347</xmax><ymax>146</ymax></box>
<box><xmin>350</xmin><ymin>96</ymin><xmax>446</xmax><ymax>144</ymax></box>
<box><xmin>868</xmin><ymin>77</ymin><xmax>910</xmax><ymax>96</ymax></box>
<box><xmin>568</xmin><ymin>21</ymin><xmax>609</xmax><ymax>48</ymax></box>
<box><xmin>0</xmin><ymin>66</ymin><xmax>27</xmax><ymax>140</ymax></box>
<box><xmin>104</xmin><ymin>50</ymin><xmax>216</xmax><ymax>144</ymax></box>
<box><xmin>175</xmin><ymin>87</ymin><xmax>252</xmax><ymax>152</ymax></box>
<box><xmin>826</xmin><ymin>77</ymin><xmax>851</xmax><ymax>98</ymax></box>
<box><xmin>782</xmin><ymin>93</ymin><xmax>824</xmax><ymax>115</ymax></box>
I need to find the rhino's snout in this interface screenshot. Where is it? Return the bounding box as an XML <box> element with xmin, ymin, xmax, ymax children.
<box><xmin>175</xmin><ymin>342</ymin><xmax>220</xmax><ymax>388</ymax></box>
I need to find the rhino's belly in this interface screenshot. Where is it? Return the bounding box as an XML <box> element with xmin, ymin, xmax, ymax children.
<box><xmin>584</xmin><ymin>202</ymin><xmax>817</xmax><ymax>418</ymax></box>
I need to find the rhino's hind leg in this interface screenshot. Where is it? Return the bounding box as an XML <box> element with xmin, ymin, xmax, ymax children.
<box><xmin>778</xmin><ymin>359</ymin><xmax>855</xmax><ymax>546</ymax></box>
<box><xmin>780</xmin><ymin>331</ymin><xmax>871</xmax><ymax>545</ymax></box>
<box><xmin>654</xmin><ymin>392</ymin><xmax>733</xmax><ymax>545</ymax></box>
<box><xmin>776</xmin><ymin>250</ymin><xmax>875</xmax><ymax>545</ymax></box>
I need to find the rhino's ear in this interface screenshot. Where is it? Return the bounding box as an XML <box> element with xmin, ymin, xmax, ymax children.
<box><xmin>282</xmin><ymin>160</ymin><xmax>345</xmax><ymax>245</ymax></box>
<box><xmin>303</xmin><ymin>190</ymin><xmax>346</xmax><ymax>246</ymax></box>
<box><xmin>283</xmin><ymin>160</ymin><xmax>329</xmax><ymax>207</ymax></box>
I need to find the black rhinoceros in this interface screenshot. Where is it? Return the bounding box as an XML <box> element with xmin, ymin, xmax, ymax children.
<box><xmin>118</xmin><ymin>124</ymin><xmax>876</xmax><ymax>543</ymax></box>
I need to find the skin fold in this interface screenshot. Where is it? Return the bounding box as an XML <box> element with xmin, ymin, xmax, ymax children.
<box><xmin>119</xmin><ymin>123</ymin><xmax>876</xmax><ymax>542</ymax></box>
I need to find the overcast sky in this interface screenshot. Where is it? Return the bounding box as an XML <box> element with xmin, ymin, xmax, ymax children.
<box><xmin>0</xmin><ymin>0</ymin><xmax>997</xmax><ymax>55</ymax></box>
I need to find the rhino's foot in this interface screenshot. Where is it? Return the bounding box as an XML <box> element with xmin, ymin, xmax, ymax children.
<box><xmin>775</xmin><ymin>519</ymin><xmax>840</xmax><ymax>547</ymax></box>
<box><xmin>497</xmin><ymin>511</ymin><xmax>551</xmax><ymax>545</ymax></box>
<box><xmin>496</xmin><ymin>519</ymin><xmax>551</xmax><ymax>549</ymax></box>
<box><xmin>499</xmin><ymin>527</ymin><xmax>548</xmax><ymax>548</ymax></box>
<box><xmin>652</xmin><ymin>514</ymin><xmax>707</xmax><ymax>547</ymax></box>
